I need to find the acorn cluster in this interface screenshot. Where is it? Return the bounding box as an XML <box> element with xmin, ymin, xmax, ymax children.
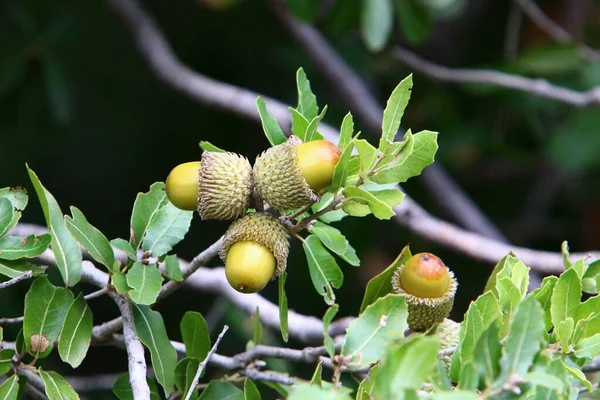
<box><xmin>164</xmin><ymin>136</ymin><xmax>341</xmax><ymax>293</ymax></box>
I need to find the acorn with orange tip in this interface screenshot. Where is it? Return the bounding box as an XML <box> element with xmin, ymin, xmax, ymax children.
<box><xmin>392</xmin><ymin>252</ymin><xmax>458</xmax><ymax>331</ymax></box>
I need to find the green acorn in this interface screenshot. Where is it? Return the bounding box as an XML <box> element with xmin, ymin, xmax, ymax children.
<box><xmin>253</xmin><ymin>136</ymin><xmax>340</xmax><ymax>211</ymax></box>
<box><xmin>392</xmin><ymin>252</ymin><xmax>457</xmax><ymax>331</ymax></box>
<box><xmin>198</xmin><ymin>151</ymin><xmax>253</xmax><ymax>220</ymax></box>
<box><xmin>220</xmin><ymin>212</ymin><xmax>290</xmax><ymax>293</ymax></box>
<box><xmin>433</xmin><ymin>318</ymin><xmax>461</xmax><ymax>370</ymax></box>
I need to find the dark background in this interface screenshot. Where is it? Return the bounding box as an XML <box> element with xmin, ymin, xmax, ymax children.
<box><xmin>2</xmin><ymin>0</ymin><xmax>600</xmax><ymax>396</ymax></box>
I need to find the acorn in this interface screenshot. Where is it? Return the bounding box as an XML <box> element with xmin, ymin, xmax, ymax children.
<box><xmin>391</xmin><ymin>252</ymin><xmax>457</xmax><ymax>331</ymax></box>
<box><xmin>433</xmin><ymin>318</ymin><xmax>461</xmax><ymax>370</ymax></box>
<box><xmin>253</xmin><ymin>136</ymin><xmax>341</xmax><ymax>212</ymax></box>
<box><xmin>220</xmin><ymin>212</ymin><xmax>290</xmax><ymax>293</ymax></box>
<box><xmin>165</xmin><ymin>161</ymin><xmax>201</xmax><ymax>211</ymax></box>
<box><xmin>164</xmin><ymin>152</ymin><xmax>253</xmax><ymax>220</ymax></box>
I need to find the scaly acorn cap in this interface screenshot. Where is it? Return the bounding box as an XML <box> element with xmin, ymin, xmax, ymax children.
<box><xmin>198</xmin><ymin>151</ymin><xmax>253</xmax><ymax>220</ymax></box>
<box><xmin>391</xmin><ymin>252</ymin><xmax>458</xmax><ymax>331</ymax></box>
<box><xmin>253</xmin><ymin>135</ymin><xmax>319</xmax><ymax>211</ymax></box>
<box><xmin>432</xmin><ymin>318</ymin><xmax>461</xmax><ymax>370</ymax></box>
<box><xmin>219</xmin><ymin>212</ymin><xmax>290</xmax><ymax>278</ymax></box>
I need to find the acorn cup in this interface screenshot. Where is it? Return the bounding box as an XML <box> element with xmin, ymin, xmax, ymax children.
<box><xmin>253</xmin><ymin>136</ymin><xmax>341</xmax><ymax>212</ymax></box>
<box><xmin>220</xmin><ymin>212</ymin><xmax>290</xmax><ymax>293</ymax></box>
<box><xmin>391</xmin><ymin>252</ymin><xmax>458</xmax><ymax>331</ymax></box>
<box><xmin>164</xmin><ymin>152</ymin><xmax>253</xmax><ymax>220</ymax></box>
<box><xmin>433</xmin><ymin>318</ymin><xmax>461</xmax><ymax>370</ymax></box>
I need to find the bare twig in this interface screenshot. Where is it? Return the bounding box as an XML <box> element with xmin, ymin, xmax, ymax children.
<box><xmin>16</xmin><ymin>368</ymin><xmax>46</xmax><ymax>397</ymax></box>
<box><xmin>0</xmin><ymin>271</ymin><xmax>34</xmax><ymax>289</ymax></box>
<box><xmin>84</xmin><ymin>287</ymin><xmax>109</xmax><ymax>301</ymax></box>
<box><xmin>0</xmin><ymin>316</ymin><xmax>24</xmax><ymax>325</ymax></box>
<box><xmin>184</xmin><ymin>325</ymin><xmax>229</xmax><ymax>400</ymax></box>
<box><xmin>183</xmin><ymin>267</ymin><xmax>353</xmax><ymax>343</ymax></box>
<box><xmin>266</xmin><ymin>0</ymin><xmax>508</xmax><ymax>243</ymax></box>
<box><xmin>392</xmin><ymin>197</ymin><xmax>600</xmax><ymax>273</ymax></box>
<box><xmin>240</xmin><ymin>368</ymin><xmax>294</xmax><ymax>385</ymax></box>
<box><xmin>92</xmin><ymin>237</ymin><xmax>223</xmax><ymax>342</ymax></box>
<box><xmin>582</xmin><ymin>356</ymin><xmax>600</xmax><ymax>373</ymax></box>
<box><xmin>158</xmin><ymin>236</ymin><xmax>224</xmax><ymax>299</ymax></box>
<box><xmin>109</xmin><ymin>292</ymin><xmax>150</xmax><ymax>400</ymax></box>
<box><xmin>392</xmin><ymin>46</ymin><xmax>600</xmax><ymax>106</ymax></box>
<box><xmin>515</xmin><ymin>0</ymin><xmax>600</xmax><ymax>63</ymax></box>
<box><xmin>166</xmin><ymin>339</ymin><xmax>295</xmax><ymax>385</ymax></box>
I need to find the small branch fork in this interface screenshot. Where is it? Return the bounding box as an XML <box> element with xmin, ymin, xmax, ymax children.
<box><xmin>184</xmin><ymin>325</ymin><xmax>229</xmax><ymax>400</ymax></box>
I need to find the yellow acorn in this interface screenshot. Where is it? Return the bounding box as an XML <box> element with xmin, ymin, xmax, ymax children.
<box><xmin>165</xmin><ymin>161</ymin><xmax>201</xmax><ymax>211</ymax></box>
<box><xmin>297</xmin><ymin>139</ymin><xmax>342</xmax><ymax>192</ymax></box>
<box><xmin>164</xmin><ymin>152</ymin><xmax>253</xmax><ymax>220</ymax></box>
<box><xmin>392</xmin><ymin>252</ymin><xmax>457</xmax><ymax>331</ymax></box>
<box><xmin>253</xmin><ymin>136</ymin><xmax>341</xmax><ymax>211</ymax></box>
<box><xmin>220</xmin><ymin>213</ymin><xmax>290</xmax><ymax>293</ymax></box>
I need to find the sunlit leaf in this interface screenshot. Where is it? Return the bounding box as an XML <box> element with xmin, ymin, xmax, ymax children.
<box><xmin>371</xmin><ymin>336</ymin><xmax>439</xmax><ymax>398</ymax></box>
<box><xmin>338</xmin><ymin>113</ymin><xmax>354</xmax><ymax>151</ymax></box>
<box><xmin>111</xmin><ymin>238</ymin><xmax>136</xmax><ymax>260</ymax></box>
<box><xmin>296</xmin><ymin>68</ymin><xmax>318</xmax><ymax>121</ymax></box>
<box><xmin>382</xmin><ymin>75</ymin><xmax>412</xmax><ymax>142</ymax></box>
<box><xmin>279</xmin><ymin>272</ymin><xmax>289</xmax><ymax>342</ymax></box>
<box><xmin>180</xmin><ymin>312</ymin><xmax>211</xmax><ymax>361</ymax></box>
<box><xmin>244</xmin><ymin>378</ymin><xmax>261</xmax><ymax>400</ymax></box>
<box><xmin>58</xmin><ymin>294</ymin><xmax>93</xmax><ymax>368</ymax></box>
<box><xmin>165</xmin><ymin>254</ymin><xmax>183</xmax><ymax>282</ymax></box>
<box><xmin>126</xmin><ymin>262</ymin><xmax>163</xmax><ymax>305</ymax></box>
<box><xmin>142</xmin><ymin>202</ymin><xmax>193</xmax><ymax>258</ymax></box>
<box><xmin>302</xmin><ymin>235</ymin><xmax>343</xmax><ymax>305</ymax></box>
<box><xmin>360</xmin><ymin>244</ymin><xmax>411</xmax><ymax>313</ymax></box>
<box><xmin>0</xmin><ymin>198</ymin><xmax>18</xmax><ymax>238</ymax></box>
<box><xmin>132</xmin><ymin>304</ymin><xmax>177</xmax><ymax>397</ymax></box>
<box><xmin>0</xmin><ymin>234</ymin><xmax>51</xmax><ymax>260</ymax></box>
<box><xmin>256</xmin><ymin>97</ymin><xmax>287</xmax><ymax>146</ymax></box>
<box><xmin>574</xmin><ymin>332</ymin><xmax>600</xmax><ymax>359</ymax></box>
<box><xmin>39</xmin><ymin>369</ymin><xmax>79</xmax><ymax>400</ymax></box>
<box><xmin>342</xmin><ymin>187</ymin><xmax>395</xmax><ymax>219</ymax></box>
<box><xmin>65</xmin><ymin>206</ymin><xmax>115</xmax><ymax>272</ymax></box>
<box><xmin>23</xmin><ymin>276</ymin><xmax>73</xmax><ymax>358</ymax></box>
<box><xmin>309</xmin><ymin>222</ymin><xmax>359</xmax><ymax>266</ymax></box>
<box><xmin>371</xmin><ymin>130</ymin><xmax>438</xmax><ymax>184</ymax></box>
<box><xmin>550</xmin><ymin>268</ymin><xmax>581</xmax><ymax>330</ymax></box>
<box><xmin>342</xmin><ymin>294</ymin><xmax>408</xmax><ymax>368</ymax></box>
<box><xmin>322</xmin><ymin>304</ymin><xmax>339</xmax><ymax>358</ymax></box>
<box><xmin>0</xmin><ymin>375</ymin><xmax>19</xmax><ymax>400</ymax></box>
<box><xmin>130</xmin><ymin>182</ymin><xmax>168</xmax><ymax>249</ymax></box>
<box><xmin>27</xmin><ymin>167</ymin><xmax>82</xmax><ymax>286</ymax></box>
<box><xmin>199</xmin><ymin>141</ymin><xmax>225</xmax><ymax>152</ymax></box>
<box><xmin>0</xmin><ymin>187</ymin><xmax>28</xmax><ymax>211</ymax></box>
<box><xmin>499</xmin><ymin>297</ymin><xmax>545</xmax><ymax>377</ymax></box>
<box><xmin>303</xmin><ymin>106</ymin><xmax>327</xmax><ymax>142</ymax></box>
<box><xmin>198</xmin><ymin>381</ymin><xmax>243</xmax><ymax>400</ymax></box>
<box><xmin>310</xmin><ymin>361</ymin><xmax>323</xmax><ymax>388</ymax></box>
